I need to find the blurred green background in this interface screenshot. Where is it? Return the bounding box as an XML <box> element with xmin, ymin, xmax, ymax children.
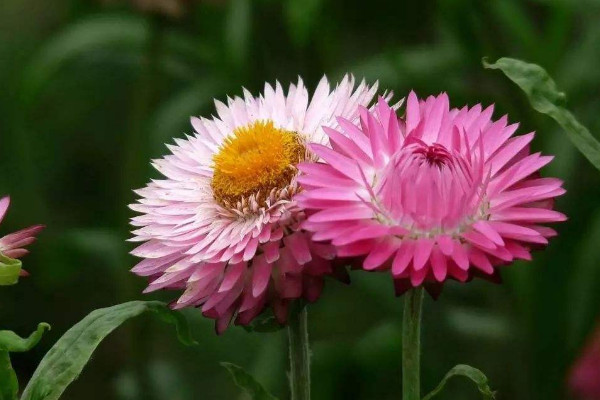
<box><xmin>1</xmin><ymin>0</ymin><xmax>599</xmax><ymax>399</ymax></box>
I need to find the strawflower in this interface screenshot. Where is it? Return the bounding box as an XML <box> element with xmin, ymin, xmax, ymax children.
<box><xmin>130</xmin><ymin>76</ymin><xmax>386</xmax><ymax>333</ymax></box>
<box><xmin>570</xmin><ymin>324</ymin><xmax>600</xmax><ymax>399</ymax></box>
<box><xmin>0</xmin><ymin>196</ymin><xmax>44</xmax><ymax>284</ymax></box>
<box><xmin>297</xmin><ymin>92</ymin><xmax>566</xmax><ymax>295</ymax></box>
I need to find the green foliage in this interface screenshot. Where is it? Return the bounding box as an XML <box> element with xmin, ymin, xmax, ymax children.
<box><xmin>0</xmin><ymin>324</ymin><xmax>50</xmax><ymax>400</ymax></box>
<box><xmin>0</xmin><ymin>255</ymin><xmax>22</xmax><ymax>286</ymax></box>
<box><xmin>0</xmin><ymin>323</ymin><xmax>51</xmax><ymax>353</ymax></box>
<box><xmin>19</xmin><ymin>14</ymin><xmax>149</xmax><ymax>108</ymax></box>
<box><xmin>20</xmin><ymin>302</ymin><xmax>195</xmax><ymax>400</ymax></box>
<box><xmin>221</xmin><ymin>362</ymin><xmax>279</xmax><ymax>400</ymax></box>
<box><xmin>483</xmin><ymin>57</ymin><xmax>600</xmax><ymax>172</ymax></box>
<box><xmin>422</xmin><ymin>364</ymin><xmax>496</xmax><ymax>400</ymax></box>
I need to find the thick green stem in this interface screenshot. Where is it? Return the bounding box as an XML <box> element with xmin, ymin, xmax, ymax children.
<box><xmin>287</xmin><ymin>307</ymin><xmax>311</xmax><ymax>400</ymax></box>
<box><xmin>402</xmin><ymin>287</ymin><xmax>424</xmax><ymax>400</ymax></box>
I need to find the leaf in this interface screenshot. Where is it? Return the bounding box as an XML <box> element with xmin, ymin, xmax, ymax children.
<box><xmin>0</xmin><ymin>254</ymin><xmax>23</xmax><ymax>286</ymax></box>
<box><xmin>220</xmin><ymin>362</ymin><xmax>279</xmax><ymax>400</ymax></box>
<box><xmin>21</xmin><ymin>301</ymin><xmax>196</xmax><ymax>400</ymax></box>
<box><xmin>0</xmin><ymin>324</ymin><xmax>50</xmax><ymax>400</ymax></box>
<box><xmin>20</xmin><ymin>14</ymin><xmax>148</xmax><ymax>107</ymax></box>
<box><xmin>422</xmin><ymin>364</ymin><xmax>496</xmax><ymax>400</ymax></box>
<box><xmin>483</xmin><ymin>57</ymin><xmax>600</xmax><ymax>172</ymax></box>
<box><xmin>0</xmin><ymin>323</ymin><xmax>51</xmax><ymax>353</ymax></box>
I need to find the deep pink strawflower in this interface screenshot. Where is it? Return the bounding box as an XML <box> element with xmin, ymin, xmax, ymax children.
<box><xmin>130</xmin><ymin>76</ymin><xmax>388</xmax><ymax>333</ymax></box>
<box><xmin>0</xmin><ymin>196</ymin><xmax>45</xmax><ymax>275</ymax></box>
<box><xmin>297</xmin><ymin>92</ymin><xmax>566</xmax><ymax>294</ymax></box>
<box><xmin>570</xmin><ymin>324</ymin><xmax>600</xmax><ymax>399</ymax></box>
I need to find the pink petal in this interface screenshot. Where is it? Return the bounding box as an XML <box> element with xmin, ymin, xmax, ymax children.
<box><xmin>308</xmin><ymin>205</ymin><xmax>373</xmax><ymax>223</ymax></box>
<box><xmin>363</xmin><ymin>239</ymin><xmax>398</xmax><ymax>270</ymax></box>
<box><xmin>0</xmin><ymin>197</ymin><xmax>10</xmax><ymax>224</ymax></box>
<box><xmin>413</xmin><ymin>238</ymin><xmax>435</xmax><ymax>271</ymax></box>
<box><xmin>252</xmin><ymin>256</ymin><xmax>272</xmax><ymax>297</ymax></box>
<box><xmin>284</xmin><ymin>233</ymin><xmax>312</xmax><ymax>265</ymax></box>
<box><xmin>392</xmin><ymin>241</ymin><xmax>414</xmax><ymax>277</ymax></box>
<box><xmin>492</xmin><ymin>207</ymin><xmax>567</xmax><ymax>223</ymax></box>
<box><xmin>430</xmin><ymin>247</ymin><xmax>448</xmax><ymax>282</ymax></box>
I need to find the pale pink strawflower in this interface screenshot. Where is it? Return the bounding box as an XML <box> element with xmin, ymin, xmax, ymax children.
<box><xmin>130</xmin><ymin>76</ymin><xmax>387</xmax><ymax>333</ymax></box>
<box><xmin>570</xmin><ymin>324</ymin><xmax>600</xmax><ymax>399</ymax></box>
<box><xmin>296</xmin><ymin>92</ymin><xmax>566</xmax><ymax>295</ymax></box>
<box><xmin>0</xmin><ymin>196</ymin><xmax>45</xmax><ymax>276</ymax></box>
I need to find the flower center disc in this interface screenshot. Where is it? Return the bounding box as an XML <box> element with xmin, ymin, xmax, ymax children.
<box><xmin>211</xmin><ymin>120</ymin><xmax>305</xmax><ymax>204</ymax></box>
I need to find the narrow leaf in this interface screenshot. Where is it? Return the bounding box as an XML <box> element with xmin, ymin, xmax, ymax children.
<box><xmin>221</xmin><ymin>362</ymin><xmax>279</xmax><ymax>400</ymax></box>
<box><xmin>20</xmin><ymin>15</ymin><xmax>148</xmax><ymax>107</ymax></box>
<box><xmin>0</xmin><ymin>324</ymin><xmax>50</xmax><ymax>400</ymax></box>
<box><xmin>422</xmin><ymin>364</ymin><xmax>496</xmax><ymax>400</ymax></box>
<box><xmin>0</xmin><ymin>255</ymin><xmax>23</xmax><ymax>286</ymax></box>
<box><xmin>21</xmin><ymin>301</ymin><xmax>196</xmax><ymax>400</ymax></box>
<box><xmin>483</xmin><ymin>57</ymin><xmax>600</xmax><ymax>171</ymax></box>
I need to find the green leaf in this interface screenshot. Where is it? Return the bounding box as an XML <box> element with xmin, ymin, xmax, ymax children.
<box><xmin>0</xmin><ymin>254</ymin><xmax>23</xmax><ymax>286</ymax></box>
<box><xmin>483</xmin><ymin>57</ymin><xmax>600</xmax><ymax>172</ymax></box>
<box><xmin>422</xmin><ymin>364</ymin><xmax>496</xmax><ymax>400</ymax></box>
<box><xmin>21</xmin><ymin>301</ymin><xmax>196</xmax><ymax>400</ymax></box>
<box><xmin>20</xmin><ymin>14</ymin><xmax>148</xmax><ymax>107</ymax></box>
<box><xmin>0</xmin><ymin>323</ymin><xmax>51</xmax><ymax>353</ymax></box>
<box><xmin>220</xmin><ymin>362</ymin><xmax>279</xmax><ymax>400</ymax></box>
<box><xmin>0</xmin><ymin>324</ymin><xmax>50</xmax><ymax>400</ymax></box>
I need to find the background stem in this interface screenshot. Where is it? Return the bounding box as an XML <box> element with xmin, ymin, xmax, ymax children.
<box><xmin>288</xmin><ymin>307</ymin><xmax>311</xmax><ymax>400</ymax></box>
<box><xmin>402</xmin><ymin>287</ymin><xmax>424</xmax><ymax>400</ymax></box>
<box><xmin>123</xmin><ymin>15</ymin><xmax>166</xmax><ymax>400</ymax></box>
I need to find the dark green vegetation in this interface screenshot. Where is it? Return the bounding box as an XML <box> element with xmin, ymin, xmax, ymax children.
<box><xmin>1</xmin><ymin>0</ymin><xmax>599</xmax><ymax>399</ymax></box>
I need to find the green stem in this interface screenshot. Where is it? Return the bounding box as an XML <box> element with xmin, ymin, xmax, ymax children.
<box><xmin>0</xmin><ymin>351</ymin><xmax>18</xmax><ymax>400</ymax></box>
<box><xmin>287</xmin><ymin>307</ymin><xmax>311</xmax><ymax>400</ymax></box>
<box><xmin>402</xmin><ymin>287</ymin><xmax>424</xmax><ymax>400</ymax></box>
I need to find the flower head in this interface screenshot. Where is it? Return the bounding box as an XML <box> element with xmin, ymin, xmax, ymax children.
<box><xmin>0</xmin><ymin>196</ymin><xmax>44</xmax><ymax>284</ymax></box>
<box><xmin>130</xmin><ymin>76</ymin><xmax>384</xmax><ymax>333</ymax></box>
<box><xmin>297</xmin><ymin>92</ymin><xmax>566</xmax><ymax>295</ymax></box>
<box><xmin>570</xmin><ymin>324</ymin><xmax>600</xmax><ymax>399</ymax></box>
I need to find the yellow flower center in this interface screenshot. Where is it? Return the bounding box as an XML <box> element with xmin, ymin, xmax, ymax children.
<box><xmin>211</xmin><ymin>120</ymin><xmax>305</xmax><ymax>204</ymax></box>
